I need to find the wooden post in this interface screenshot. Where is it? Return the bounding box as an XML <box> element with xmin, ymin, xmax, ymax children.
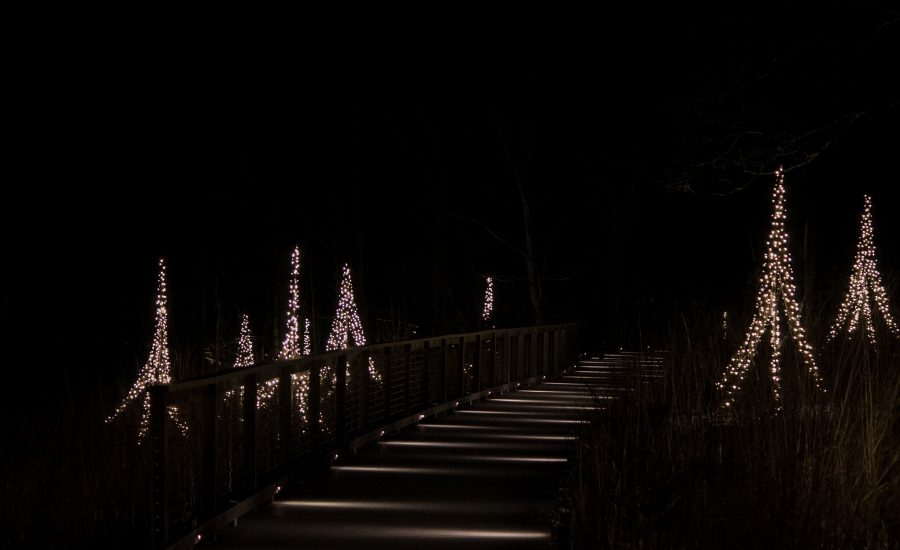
<box><xmin>440</xmin><ymin>338</ymin><xmax>448</xmax><ymax>403</ymax></box>
<box><xmin>472</xmin><ymin>334</ymin><xmax>482</xmax><ymax>393</ymax></box>
<box><xmin>487</xmin><ymin>332</ymin><xmax>496</xmax><ymax>388</ymax></box>
<box><xmin>278</xmin><ymin>368</ymin><xmax>292</xmax><ymax>467</ymax></box>
<box><xmin>382</xmin><ymin>347</ymin><xmax>393</xmax><ymax>423</ymax></box>
<box><xmin>422</xmin><ymin>341</ymin><xmax>431</xmax><ymax>406</ymax></box>
<box><xmin>505</xmin><ymin>333</ymin><xmax>512</xmax><ymax>384</ymax></box>
<box><xmin>456</xmin><ymin>336</ymin><xmax>465</xmax><ymax>398</ymax></box>
<box><xmin>335</xmin><ymin>354</ymin><xmax>347</xmax><ymax>444</ymax></box>
<box><xmin>404</xmin><ymin>344</ymin><xmax>412</xmax><ymax>415</ymax></box>
<box><xmin>243</xmin><ymin>373</ymin><xmax>258</xmax><ymax>493</ymax></box>
<box><xmin>202</xmin><ymin>382</ymin><xmax>220</xmax><ymax>519</ymax></box>
<box><xmin>360</xmin><ymin>351</ymin><xmax>371</xmax><ymax>429</ymax></box>
<box><xmin>150</xmin><ymin>384</ymin><xmax>169</xmax><ymax>550</ymax></box>
<box><xmin>309</xmin><ymin>364</ymin><xmax>321</xmax><ymax>441</ymax></box>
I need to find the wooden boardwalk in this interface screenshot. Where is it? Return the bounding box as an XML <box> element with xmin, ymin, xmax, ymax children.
<box><xmin>203</xmin><ymin>353</ymin><xmax>663</xmax><ymax>549</ymax></box>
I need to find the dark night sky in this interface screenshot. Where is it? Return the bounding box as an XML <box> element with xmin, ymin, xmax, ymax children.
<box><xmin>2</xmin><ymin>6</ymin><xmax>899</xmax><ymax>414</ymax></box>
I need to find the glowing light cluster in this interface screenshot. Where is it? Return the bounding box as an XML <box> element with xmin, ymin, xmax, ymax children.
<box><xmin>303</xmin><ymin>318</ymin><xmax>312</xmax><ymax>356</ymax></box>
<box><xmin>828</xmin><ymin>196</ymin><xmax>899</xmax><ymax>345</ymax></box>
<box><xmin>279</xmin><ymin>246</ymin><xmax>303</xmax><ymax>360</ymax></box>
<box><xmin>107</xmin><ymin>259</ymin><xmax>187</xmax><ymax>439</ymax></box>
<box><xmin>722</xmin><ymin>311</ymin><xmax>728</xmax><ymax>339</ymax></box>
<box><xmin>482</xmin><ymin>276</ymin><xmax>494</xmax><ymax>322</ymax></box>
<box><xmin>327</xmin><ymin>263</ymin><xmax>367</xmax><ymax>350</ymax></box>
<box><xmin>235</xmin><ymin>314</ymin><xmax>253</xmax><ymax>368</ymax></box>
<box><xmin>325</xmin><ymin>263</ymin><xmax>381</xmax><ymax>384</ymax></box>
<box><xmin>717</xmin><ymin>169</ymin><xmax>822</xmax><ymax>408</ymax></box>
<box><xmin>292</xmin><ymin>371</ymin><xmax>311</xmax><ymax>430</ymax></box>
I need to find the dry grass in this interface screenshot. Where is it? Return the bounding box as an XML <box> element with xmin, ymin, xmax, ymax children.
<box><xmin>570</xmin><ymin>311</ymin><xmax>900</xmax><ymax>549</ymax></box>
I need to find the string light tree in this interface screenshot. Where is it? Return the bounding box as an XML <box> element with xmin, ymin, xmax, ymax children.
<box><xmin>270</xmin><ymin>246</ymin><xmax>313</xmax><ymax>430</ymax></box>
<box><xmin>107</xmin><ymin>258</ymin><xmax>188</xmax><ymax>441</ymax></box>
<box><xmin>326</xmin><ymin>263</ymin><xmax>382</xmax><ymax>385</ymax></box>
<box><xmin>716</xmin><ymin>167</ymin><xmax>824</xmax><ymax>411</ymax></box>
<box><xmin>827</xmin><ymin>195</ymin><xmax>899</xmax><ymax>347</ymax></box>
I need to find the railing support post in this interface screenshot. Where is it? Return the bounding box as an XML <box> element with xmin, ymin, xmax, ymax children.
<box><xmin>440</xmin><ymin>339</ymin><xmax>448</xmax><ymax>403</ymax></box>
<box><xmin>382</xmin><ymin>347</ymin><xmax>393</xmax><ymax>424</ymax></box>
<box><xmin>404</xmin><ymin>344</ymin><xmax>412</xmax><ymax>415</ymax></box>
<box><xmin>150</xmin><ymin>384</ymin><xmax>170</xmax><ymax>550</ymax></box>
<box><xmin>202</xmin><ymin>382</ymin><xmax>220</xmax><ymax>519</ymax></box>
<box><xmin>279</xmin><ymin>368</ymin><xmax>292</xmax><ymax>467</ymax></box>
<box><xmin>336</xmin><ymin>355</ymin><xmax>347</xmax><ymax>444</ymax></box>
<box><xmin>243</xmin><ymin>373</ymin><xmax>258</xmax><ymax>493</ymax></box>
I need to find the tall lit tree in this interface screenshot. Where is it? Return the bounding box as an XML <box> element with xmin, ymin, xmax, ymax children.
<box><xmin>717</xmin><ymin>168</ymin><xmax>823</xmax><ymax>408</ymax></box>
<box><xmin>828</xmin><ymin>196</ymin><xmax>899</xmax><ymax>345</ymax></box>
<box><xmin>107</xmin><ymin>259</ymin><xmax>187</xmax><ymax>440</ymax></box>
<box><xmin>279</xmin><ymin>245</ymin><xmax>303</xmax><ymax>360</ymax></box>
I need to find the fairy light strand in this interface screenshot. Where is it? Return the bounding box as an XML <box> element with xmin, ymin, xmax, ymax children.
<box><xmin>279</xmin><ymin>246</ymin><xmax>303</xmax><ymax>360</ymax></box>
<box><xmin>717</xmin><ymin>168</ymin><xmax>823</xmax><ymax>408</ymax></box>
<box><xmin>828</xmin><ymin>196</ymin><xmax>899</xmax><ymax>345</ymax></box>
<box><xmin>107</xmin><ymin>258</ymin><xmax>187</xmax><ymax>440</ymax></box>
<box><xmin>482</xmin><ymin>276</ymin><xmax>494</xmax><ymax>323</ymax></box>
<box><xmin>303</xmin><ymin>318</ymin><xmax>311</xmax><ymax>356</ymax></box>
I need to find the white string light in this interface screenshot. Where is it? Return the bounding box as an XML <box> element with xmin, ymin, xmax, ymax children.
<box><xmin>828</xmin><ymin>196</ymin><xmax>899</xmax><ymax>345</ymax></box>
<box><xmin>279</xmin><ymin>246</ymin><xmax>303</xmax><ymax>360</ymax></box>
<box><xmin>482</xmin><ymin>276</ymin><xmax>494</xmax><ymax>323</ymax></box>
<box><xmin>107</xmin><ymin>258</ymin><xmax>187</xmax><ymax>440</ymax></box>
<box><xmin>717</xmin><ymin>168</ymin><xmax>823</xmax><ymax>408</ymax></box>
<box><xmin>235</xmin><ymin>314</ymin><xmax>253</xmax><ymax>368</ymax></box>
<box><xmin>303</xmin><ymin>318</ymin><xmax>311</xmax><ymax>356</ymax></box>
<box><xmin>326</xmin><ymin>263</ymin><xmax>381</xmax><ymax>383</ymax></box>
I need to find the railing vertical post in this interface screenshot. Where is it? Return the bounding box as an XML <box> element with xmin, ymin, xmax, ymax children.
<box><xmin>456</xmin><ymin>336</ymin><xmax>465</xmax><ymax>398</ymax></box>
<box><xmin>505</xmin><ymin>332</ymin><xmax>512</xmax><ymax>384</ymax></box>
<box><xmin>440</xmin><ymin>338</ymin><xmax>448</xmax><ymax>403</ymax></box>
<box><xmin>404</xmin><ymin>344</ymin><xmax>412</xmax><ymax>415</ymax></box>
<box><xmin>309</xmin><ymin>364</ymin><xmax>320</xmax><ymax>440</ymax></box>
<box><xmin>487</xmin><ymin>332</ymin><xmax>496</xmax><ymax>388</ymax></box>
<box><xmin>518</xmin><ymin>333</ymin><xmax>527</xmax><ymax>379</ymax></box>
<box><xmin>542</xmin><ymin>330</ymin><xmax>550</xmax><ymax>376</ymax></box>
<box><xmin>382</xmin><ymin>346</ymin><xmax>393</xmax><ymax>424</ymax></box>
<box><xmin>422</xmin><ymin>341</ymin><xmax>431</xmax><ymax>407</ymax></box>
<box><xmin>243</xmin><ymin>373</ymin><xmax>258</xmax><ymax>493</ymax></box>
<box><xmin>278</xmin><ymin>368</ymin><xmax>292</xmax><ymax>467</ymax></box>
<box><xmin>202</xmin><ymin>382</ymin><xmax>220</xmax><ymax>519</ymax></box>
<box><xmin>472</xmin><ymin>334</ymin><xmax>482</xmax><ymax>392</ymax></box>
<box><xmin>150</xmin><ymin>384</ymin><xmax>169</xmax><ymax>550</ymax></box>
<box><xmin>335</xmin><ymin>354</ymin><xmax>347</xmax><ymax>444</ymax></box>
<box><xmin>361</xmin><ymin>351</ymin><xmax>370</xmax><ymax>429</ymax></box>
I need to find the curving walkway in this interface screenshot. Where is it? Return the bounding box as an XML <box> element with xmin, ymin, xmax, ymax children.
<box><xmin>203</xmin><ymin>353</ymin><xmax>663</xmax><ymax>549</ymax></box>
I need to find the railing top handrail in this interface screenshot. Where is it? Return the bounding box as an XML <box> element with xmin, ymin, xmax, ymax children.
<box><xmin>160</xmin><ymin>322</ymin><xmax>577</xmax><ymax>395</ymax></box>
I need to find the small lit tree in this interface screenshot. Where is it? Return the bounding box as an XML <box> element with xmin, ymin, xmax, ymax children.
<box><xmin>828</xmin><ymin>196</ymin><xmax>899</xmax><ymax>345</ymax></box>
<box><xmin>327</xmin><ymin>263</ymin><xmax>381</xmax><ymax>383</ymax></box>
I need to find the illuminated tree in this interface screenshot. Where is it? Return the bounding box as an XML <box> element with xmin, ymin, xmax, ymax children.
<box><xmin>107</xmin><ymin>258</ymin><xmax>188</xmax><ymax>440</ymax></box>
<box><xmin>235</xmin><ymin>313</ymin><xmax>253</xmax><ymax>368</ymax></box>
<box><xmin>828</xmin><ymin>196</ymin><xmax>899</xmax><ymax>345</ymax></box>
<box><xmin>717</xmin><ymin>168</ymin><xmax>823</xmax><ymax>408</ymax></box>
<box><xmin>327</xmin><ymin>263</ymin><xmax>380</xmax><ymax>382</ymax></box>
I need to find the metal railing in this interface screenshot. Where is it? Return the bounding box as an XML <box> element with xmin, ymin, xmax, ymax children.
<box><xmin>149</xmin><ymin>323</ymin><xmax>579</xmax><ymax>548</ymax></box>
